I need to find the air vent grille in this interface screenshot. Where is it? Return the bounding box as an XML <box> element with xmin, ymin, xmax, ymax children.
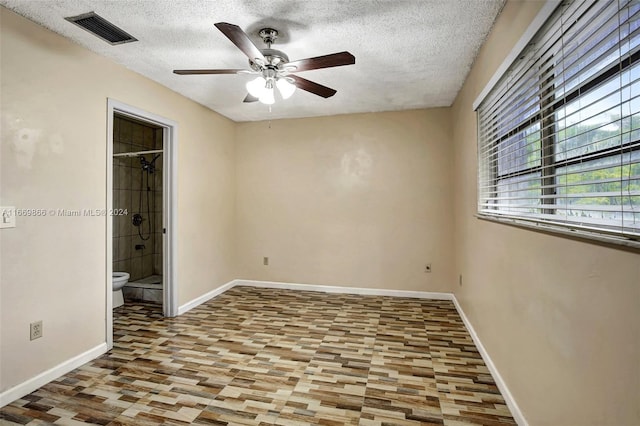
<box><xmin>65</xmin><ymin>12</ymin><xmax>137</xmax><ymax>45</ymax></box>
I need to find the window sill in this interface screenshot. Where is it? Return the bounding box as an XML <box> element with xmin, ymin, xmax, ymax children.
<box><xmin>475</xmin><ymin>214</ymin><xmax>640</xmax><ymax>252</ymax></box>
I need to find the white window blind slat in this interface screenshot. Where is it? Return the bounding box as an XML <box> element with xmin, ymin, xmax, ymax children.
<box><xmin>477</xmin><ymin>0</ymin><xmax>640</xmax><ymax>241</ymax></box>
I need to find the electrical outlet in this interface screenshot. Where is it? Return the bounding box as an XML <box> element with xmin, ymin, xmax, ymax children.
<box><xmin>30</xmin><ymin>321</ymin><xmax>43</xmax><ymax>340</ymax></box>
<box><xmin>425</xmin><ymin>264</ymin><xmax>432</xmax><ymax>273</ymax></box>
<box><xmin>263</xmin><ymin>257</ymin><xmax>269</xmax><ymax>266</ymax></box>
<box><xmin>459</xmin><ymin>274</ymin><xmax>463</xmax><ymax>286</ymax></box>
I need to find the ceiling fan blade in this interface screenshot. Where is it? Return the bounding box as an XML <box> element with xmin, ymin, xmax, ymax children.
<box><xmin>243</xmin><ymin>93</ymin><xmax>259</xmax><ymax>103</ymax></box>
<box><xmin>287</xmin><ymin>51</ymin><xmax>355</xmax><ymax>72</ymax></box>
<box><xmin>214</xmin><ymin>22</ymin><xmax>265</xmax><ymax>62</ymax></box>
<box><xmin>289</xmin><ymin>75</ymin><xmax>337</xmax><ymax>98</ymax></box>
<box><xmin>173</xmin><ymin>69</ymin><xmax>245</xmax><ymax>75</ymax></box>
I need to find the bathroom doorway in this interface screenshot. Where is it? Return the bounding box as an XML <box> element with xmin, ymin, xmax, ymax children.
<box><xmin>106</xmin><ymin>99</ymin><xmax>177</xmax><ymax>349</ymax></box>
<box><xmin>113</xmin><ymin>115</ymin><xmax>163</xmax><ymax>302</ymax></box>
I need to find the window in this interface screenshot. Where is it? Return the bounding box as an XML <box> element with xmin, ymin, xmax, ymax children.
<box><xmin>477</xmin><ymin>0</ymin><xmax>640</xmax><ymax>244</ymax></box>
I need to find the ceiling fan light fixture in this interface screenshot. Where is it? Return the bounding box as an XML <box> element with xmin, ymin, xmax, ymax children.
<box><xmin>246</xmin><ymin>76</ymin><xmax>266</xmax><ymax>98</ymax></box>
<box><xmin>277</xmin><ymin>78</ymin><xmax>296</xmax><ymax>99</ymax></box>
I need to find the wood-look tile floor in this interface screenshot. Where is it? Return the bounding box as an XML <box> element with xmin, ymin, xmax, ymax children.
<box><xmin>0</xmin><ymin>286</ymin><xmax>515</xmax><ymax>425</ymax></box>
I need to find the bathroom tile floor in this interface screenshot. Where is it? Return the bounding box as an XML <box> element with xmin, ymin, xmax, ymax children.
<box><xmin>0</xmin><ymin>286</ymin><xmax>515</xmax><ymax>425</ymax></box>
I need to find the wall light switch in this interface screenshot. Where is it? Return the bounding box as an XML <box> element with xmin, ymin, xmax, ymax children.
<box><xmin>0</xmin><ymin>207</ymin><xmax>16</xmax><ymax>229</ymax></box>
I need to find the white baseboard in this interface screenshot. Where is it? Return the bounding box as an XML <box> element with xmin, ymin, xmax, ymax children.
<box><xmin>451</xmin><ymin>297</ymin><xmax>527</xmax><ymax>426</ymax></box>
<box><xmin>234</xmin><ymin>279</ymin><xmax>454</xmax><ymax>300</ymax></box>
<box><xmin>0</xmin><ymin>343</ymin><xmax>108</xmax><ymax>408</ymax></box>
<box><xmin>177</xmin><ymin>279</ymin><xmax>236</xmax><ymax>315</ymax></box>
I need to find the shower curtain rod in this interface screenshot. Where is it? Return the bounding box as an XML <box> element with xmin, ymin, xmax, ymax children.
<box><xmin>113</xmin><ymin>149</ymin><xmax>163</xmax><ymax>158</ymax></box>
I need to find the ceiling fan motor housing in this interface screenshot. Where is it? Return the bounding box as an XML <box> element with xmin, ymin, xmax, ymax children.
<box><xmin>250</xmin><ymin>48</ymin><xmax>290</xmax><ymax>70</ymax></box>
<box><xmin>250</xmin><ymin>28</ymin><xmax>289</xmax><ymax>71</ymax></box>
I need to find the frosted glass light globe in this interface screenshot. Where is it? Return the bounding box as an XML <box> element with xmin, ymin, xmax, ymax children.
<box><xmin>276</xmin><ymin>78</ymin><xmax>296</xmax><ymax>99</ymax></box>
<box><xmin>259</xmin><ymin>87</ymin><xmax>275</xmax><ymax>105</ymax></box>
<box><xmin>246</xmin><ymin>76</ymin><xmax>266</xmax><ymax>98</ymax></box>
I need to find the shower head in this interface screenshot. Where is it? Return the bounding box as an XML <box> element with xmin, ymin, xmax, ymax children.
<box><xmin>139</xmin><ymin>153</ymin><xmax>161</xmax><ymax>173</ymax></box>
<box><xmin>139</xmin><ymin>155</ymin><xmax>152</xmax><ymax>172</ymax></box>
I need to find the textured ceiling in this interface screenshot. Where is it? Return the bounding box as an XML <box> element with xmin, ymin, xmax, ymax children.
<box><xmin>1</xmin><ymin>0</ymin><xmax>505</xmax><ymax>122</ymax></box>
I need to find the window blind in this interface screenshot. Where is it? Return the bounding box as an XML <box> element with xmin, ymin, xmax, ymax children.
<box><xmin>477</xmin><ymin>0</ymin><xmax>640</xmax><ymax>242</ymax></box>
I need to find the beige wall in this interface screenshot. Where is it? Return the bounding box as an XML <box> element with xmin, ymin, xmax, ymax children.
<box><xmin>235</xmin><ymin>109</ymin><xmax>454</xmax><ymax>292</ymax></box>
<box><xmin>0</xmin><ymin>8</ymin><xmax>236</xmax><ymax>392</ymax></box>
<box><xmin>451</xmin><ymin>1</ymin><xmax>640</xmax><ymax>425</ymax></box>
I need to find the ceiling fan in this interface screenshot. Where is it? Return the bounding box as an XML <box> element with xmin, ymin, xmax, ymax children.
<box><xmin>173</xmin><ymin>22</ymin><xmax>355</xmax><ymax>105</ymax></box>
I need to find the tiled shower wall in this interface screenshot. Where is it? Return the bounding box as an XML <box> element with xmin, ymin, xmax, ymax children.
<box><xmin>112</xmin><ymin>116</ymin><xmax>163</xmax><ymax>282</ymax></box>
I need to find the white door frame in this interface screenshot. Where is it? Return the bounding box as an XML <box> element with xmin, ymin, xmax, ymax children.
<box><xmin>106</xmin><ymin>99</ymin><xmax>178</xmax><ymax>349</ymax></box>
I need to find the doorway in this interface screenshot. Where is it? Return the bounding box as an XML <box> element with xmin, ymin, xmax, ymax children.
<box><xmin>106</xmin><ymin>99</ymin><xmax>178</xmax><ymax>349</ymax></box>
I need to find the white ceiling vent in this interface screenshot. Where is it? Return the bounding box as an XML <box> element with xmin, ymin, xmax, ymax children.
<box><xmin>64</xmin><ymin>12</ymin><xmax>137</xmax><ymax>45</ymax></box>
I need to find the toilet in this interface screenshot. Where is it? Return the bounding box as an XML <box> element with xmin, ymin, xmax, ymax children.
<box><xmin>112</xmin><ymin>272</ymin><xmax>130</xmax><ymax>308</ymax></box>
